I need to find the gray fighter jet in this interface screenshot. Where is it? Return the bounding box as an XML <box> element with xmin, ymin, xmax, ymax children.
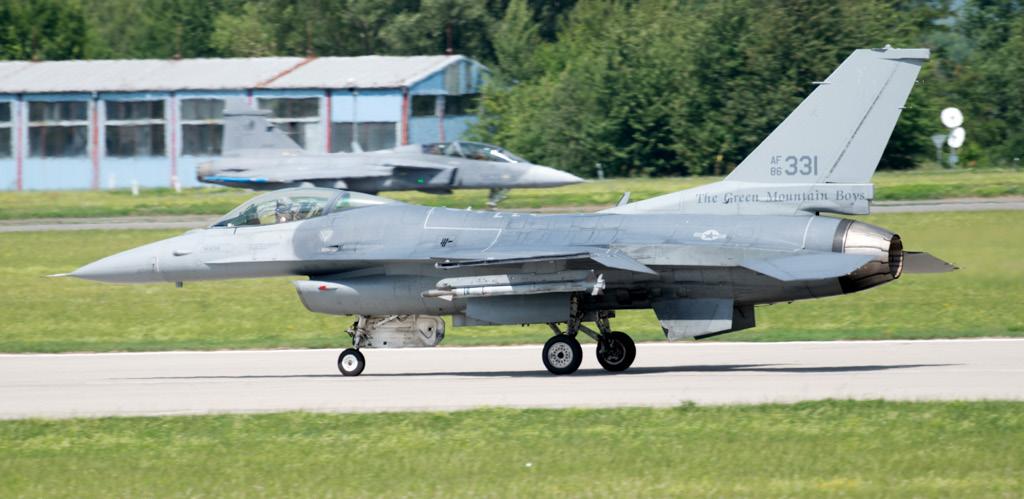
<box><xmin>63</xmin><ymin>47</ymin><xmax>955</xmax><ymax>376</ymax></box>
<box><xmin>196</xmin><ymin>101</ymin><xmax>583</xmax><ymax>206</ymax></box>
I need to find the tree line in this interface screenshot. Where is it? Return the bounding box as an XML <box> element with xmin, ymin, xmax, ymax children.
<box><xmin>0</xmin><ymin>0</ymin><xmax>1020</xmax><ymax>176</ymax></box>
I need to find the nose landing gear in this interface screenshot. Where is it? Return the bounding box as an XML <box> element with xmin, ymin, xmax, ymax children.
<box><xmin>337</xmin><ymin>317</ymin><xmax>369</xmax><ymax>377</ymax></box>
<box><xmin>337</xmin><ymin>348</ymin><xmax>365</xmax><ymax>376</ymax></box>
<box><xmin>486</xmin><ymin>188</ymin><xmax>510</xmax><ymax>208</ymax></box>
<box><xmin>543</xmin><ymin>309</ymin><xmax>636</xmax><ymax>375</ymax></box>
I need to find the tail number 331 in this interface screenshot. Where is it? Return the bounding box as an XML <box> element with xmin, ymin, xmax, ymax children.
<box><xmin>769</xmin><ymin>155</ymin><xmax>818</xmax><ymax>176</ymax></box>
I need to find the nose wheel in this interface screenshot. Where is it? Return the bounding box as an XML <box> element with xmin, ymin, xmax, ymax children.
<box><xmin>337</xmin><ymin>348</ymin><xmax>365</xmax><ymax>376</ymax></box>
<box><xmin>337</xmin><ymin>318</ymin><xmax>370</xmax><ymax>376</ymax></box>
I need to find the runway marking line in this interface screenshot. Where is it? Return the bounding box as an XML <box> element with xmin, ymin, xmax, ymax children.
<box><xmin>0</xmin><ymin>337</ymin><xmax>1021</xmax><ymax>358</ymax></box>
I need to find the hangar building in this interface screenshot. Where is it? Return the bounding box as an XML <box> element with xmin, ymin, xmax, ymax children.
<box><xmin>0</xmin><ymin>55</ymin><xmax>488</xmax><ymax>190</ymax></box>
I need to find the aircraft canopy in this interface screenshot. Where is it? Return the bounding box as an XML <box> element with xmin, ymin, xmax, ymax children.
<box><xmin>420</xmin><ymin>141</ymin><xmax>528</xmax><ymax>163</ymax></box>
<box><xmin>212</xmin><ymin>188</ymin><xmax>393</xmax><ymax>227</ymax></box>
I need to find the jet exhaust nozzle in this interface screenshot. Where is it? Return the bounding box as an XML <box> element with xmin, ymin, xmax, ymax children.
<box><xmin>834</xmin><ymin>220</ymin><xmax>904</xmax><ymax>293</ymax></box>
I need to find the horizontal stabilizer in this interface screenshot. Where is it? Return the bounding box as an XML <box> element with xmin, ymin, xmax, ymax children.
<box><xmin>741</xmin><ymin>253</ymin><xmax>873</xmax><ymax>281</ymax></box>
<box><xmin>903</xmin><ymin>252</ymin><xmax>958</xmax><ymax>273</ymax></box>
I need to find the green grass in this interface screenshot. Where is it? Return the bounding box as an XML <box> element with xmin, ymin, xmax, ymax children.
<box><xmin>1</xmin><ymin>401</ymin><xmax>1021</xmax><ymax>497</ymax></box>
<box><xmin>0</xmin><ymin>187</ymin><xmax>250</xmax><ymax>220</ymax></box>
<box><xmin>2</xmin><ymin>168</ymin><xmax>1023</xmax><ymax>219</ymax></box>
<box><xmin>0</xmin><ymin>210</ymin><xmax>1021</xmax><ymax>353</ymax></box>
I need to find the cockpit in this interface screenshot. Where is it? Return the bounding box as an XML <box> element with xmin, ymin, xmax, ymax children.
<box><xmin>212</xmin><ymin>188</ymin><xmax>393</xmax><ymax>228</ymax></box>
<box><xmin>420</xmin><ymin>141</ymin><xmax>528</xmax><ymax>163</ymax></box>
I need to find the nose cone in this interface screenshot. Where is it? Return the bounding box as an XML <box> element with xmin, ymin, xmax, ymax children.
<box><xmin>71</xmin><ymin>243</ymin><xmax>162</xmax><ymax>283</ymax></box>
<box><xmin>518</xmin><ymin>165</ymin><xmax>584</xmax><ymax>188</ymax></box>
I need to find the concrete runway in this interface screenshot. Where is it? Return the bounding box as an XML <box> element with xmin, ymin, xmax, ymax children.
<box><xmin>1</xmin><ymin>339</ymin><xmax>1021</xmax><ymax>419</ymax></box>
<box><xmin>1</xmin><ymin>197</ymin><xmax>1022</xmax><ymax>232</ymax></box>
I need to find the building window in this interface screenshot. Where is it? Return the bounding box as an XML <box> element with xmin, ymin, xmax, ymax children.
<box><xmin>105</xmin><ymin>100</ymin><xmax>165</xmax><ymax>157</ymax></box>
<box><xmin>411</xmin><ymin>95</ymin><xmax>438</xmax><ymax>117</ymax></box>
<box><xmin>257</xmin><ymin>97</ymin><xmax>320</xmax><ymax>150</ymax></box>
<box><xmin>28</xmin><ymin>101</ymin><xmax>88</xmax><ymax>158</ymax></box>
<box><xmin>331</xmin><ymin>122</ymin><xmax>397</xmax><ymax>152</ymax></box>
<box><xmin>0</xmin><ymin>102</ymin><xmax>10</xmax><ymax>158</ymax></box>
<box><xmin>181</xmin><ymin>98</ymin><xmax>224</xmax><ymax>156</ymax></box>
<box><xmin>445</xmin><ymin>94</ymin><xmax>479</xmax><ymax>116</ymax></box>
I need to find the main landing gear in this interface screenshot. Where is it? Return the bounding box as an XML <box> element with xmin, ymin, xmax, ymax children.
<box><xmin>543</xmin><ymin>308</ymin><xmax>636</xmax><ymax>375</ymax></box>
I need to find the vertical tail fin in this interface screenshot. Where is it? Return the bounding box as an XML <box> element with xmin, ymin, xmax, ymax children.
<box><xmin>222</xmin><ymin>98</ymin><xmax>302</xmax><ymax>156</ymax></box>
<box><xmin>607</xmin><ymin>46</ymin><xmax>929</xmax><ymax>216</ymax></box>
<box><xmin>725</xmin><ymin>46</ymin><xmax>929</xmax><ymax>184</ymax></box>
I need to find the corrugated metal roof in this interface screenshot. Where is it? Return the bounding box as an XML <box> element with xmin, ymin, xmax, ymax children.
<box><xmin>0</xmin><ymin>55</ymin><xmax>470</xmax><ymax>94</ymax></box>
<box><xmin>265</xmin><ymin>55</ymin><xmax>460</xmax><ymax>89</ymax></box>
<box><xmin>0</xmin><ymin>61</ymin><xmax>32</xmax><ymax>84</ymax></box>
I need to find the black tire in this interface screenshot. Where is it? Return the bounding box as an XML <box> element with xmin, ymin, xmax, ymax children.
<box><xmin>596</xmin><ymin>331</ymin><xmax>636</xmax><ymax>372</ymax></box>
<box><xmin>337</xmin><ymin>348</ymin><xmax>365</xmax><ymax>377</ymax></box>
<box><xmin>542</xmin><ymin>335</ymin><xmax>583</xmax><ymax>375</ymax></box>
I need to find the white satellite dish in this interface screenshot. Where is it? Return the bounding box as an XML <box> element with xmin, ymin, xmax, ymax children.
<box><xmin>941</xmin><ymin>107</ymin><xmax>963</xmax><ymax>128</ymax></box>
<box><xmin>947</xmin><ymin>127</ymin><xmax>966</xmax><ymax>148</ymax></box>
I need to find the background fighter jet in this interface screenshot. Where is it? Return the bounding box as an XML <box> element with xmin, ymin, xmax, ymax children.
<box><xmin>65</xmin><ymin>47</ymin><xmax>955</xmax><ymax>376</ymax></box>
<box><xmin>196</xmin><ymin>100</ymin><xmax>583</xmax><ymax>206</ymax></box>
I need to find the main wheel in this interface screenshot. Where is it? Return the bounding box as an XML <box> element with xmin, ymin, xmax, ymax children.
<box><xmin>596</xmin><ymin>331</ymin><xmax>636</xmax><ymax>372</ymax></box>
<box><xmin>542</xmin><ymin>335</ymin><xmax>583</xmax><ymax>375</ymax></box>
<box><xmin>337</xmin><ymin>348</ymin><xmax>365</xmax><ymax>376</ymax></box>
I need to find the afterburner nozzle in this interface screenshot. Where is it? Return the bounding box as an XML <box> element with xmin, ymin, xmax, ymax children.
<box><xmin>835</xmin><ymin>220</ymin><xmax>904</xmax><ymax>293</ymax></box>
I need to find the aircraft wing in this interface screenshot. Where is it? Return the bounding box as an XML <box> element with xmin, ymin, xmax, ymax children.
<box><xmin>259</xmin><ymin>164</ymin><xmax>398</xmax><ymax>183</ymax></box>
<box><xmin>205</xmin><ymin>164</ymin><xmax>398</xmax><ymax>186</ymax></box>
<box><xmin>740</xmin><ymin>253</ymin><xmax>873</xmax><ymax>281</ymax></box>
<box><xmin>432</xmin><ymin>247</ymin><xmax>658</xmax><ymax>275</ymax></box>
<box><xmin>292</xmin><ymin>165</ymin><xmax>397</xmax><ymax>181</ymax></box>
<box><xmin>374</xmin><ymin>156</ymin><xmax>460</xmax><ymax>169</ymax></box>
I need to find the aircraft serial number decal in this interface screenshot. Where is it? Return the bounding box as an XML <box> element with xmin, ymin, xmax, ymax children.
<box><xmin>769</xmin><ymin>155</ymin><xmax>818</xmax><ymax>176</ymax></box>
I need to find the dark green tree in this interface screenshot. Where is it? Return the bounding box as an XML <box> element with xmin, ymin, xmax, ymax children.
<box><xmin>492</xmin><ymin>0</ymin><xmax>542</xmax><ymax>82</ymax></box>
<box><xmin>953</xmin><ymin>0</ymin><xmax>1024</xmax><ymax>165</ymax></box>
<box><xmin>477</xmin><ymin>0</ymin><xmax>944</xmax><ymax>177</ymax></box>
<box><xmin>0</xmin><ymin>0</ymin><xmax>89</xmax><ymax>60</ymax></box>
<box><xmin>380</xmin><ymin>0</ymin><xmax>498</xmax><ymax>58</ymax></box>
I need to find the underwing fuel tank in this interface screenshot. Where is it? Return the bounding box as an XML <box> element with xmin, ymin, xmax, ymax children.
<box><xmin>835</xmin><ymin>220</ymin><xmax>904</xmax><ymax>292</ymax></box>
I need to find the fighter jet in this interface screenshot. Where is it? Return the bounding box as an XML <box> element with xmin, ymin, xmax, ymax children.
<box><xmin>196</xmin><ymin>100</ymin><xmax>583</xmax><ymax>206</ymax></box>
<box><xmin>64</xmin><ymin>47</ymin><xmax>955</xmax><ymax>376</ymax></box>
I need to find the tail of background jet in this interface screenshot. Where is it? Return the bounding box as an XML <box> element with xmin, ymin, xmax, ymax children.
<box><xmin>608</xmin><ymin>46</ymin><xmax>930</xmax><ymax>216</ymax></box>
<box><xmin>222</xmin><ymin>98</ymin><xmax>302</xmax><ymax>156</ymax></box>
